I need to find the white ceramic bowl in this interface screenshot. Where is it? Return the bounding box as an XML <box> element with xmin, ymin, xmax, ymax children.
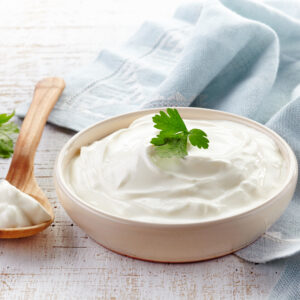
<box><xmin>54</xmin><ymin>108</ymin><xmax>298</xmax><ymax>263</ymax></box>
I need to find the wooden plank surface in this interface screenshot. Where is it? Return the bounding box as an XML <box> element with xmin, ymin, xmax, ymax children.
<box><xmin>0</xmin><ymin>0</ymin><xmax>284</xmax><ymax>299</ymax></box>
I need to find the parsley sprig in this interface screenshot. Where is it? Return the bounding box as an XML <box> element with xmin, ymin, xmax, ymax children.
<box><xmin>150</xmin><ymin>108</ymin><xmax>209</xmax><ymax>158</ymax></box>
<box><xmin>0</xmin><ymin>111</ymin><xmax>19</xmax><ymax>158</ymax></box>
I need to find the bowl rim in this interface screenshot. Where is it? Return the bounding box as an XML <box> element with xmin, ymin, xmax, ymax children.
<box><xmin>55</xmin><ymin>107</ymin><xmax>298</xmax><ymax>228</ymax></box>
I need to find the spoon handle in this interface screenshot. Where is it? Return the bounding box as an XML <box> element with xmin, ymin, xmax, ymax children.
<box><xmin>6</xmin><ymin>78</ymin><xmax>65</xmax><ymax>186</ymax></box>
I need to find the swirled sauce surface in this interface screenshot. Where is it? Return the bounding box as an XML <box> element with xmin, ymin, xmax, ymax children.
<box><xmin>65</xmin><ymin>115</ymin><xmax>287</xmax><ymax>223</ymax></box>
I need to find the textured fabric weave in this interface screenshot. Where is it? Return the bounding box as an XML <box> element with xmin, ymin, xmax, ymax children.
<box><xmin>17</xmin><ymin>0</ymin><xmax>300</xmax><ymax>298</ymax></box>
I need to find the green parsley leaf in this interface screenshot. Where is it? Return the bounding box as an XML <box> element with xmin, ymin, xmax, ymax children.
<box><xmin>153</xmin><ymin>108</ymin><xmax>187</xmax><ymax>134</ymax></box>
<box><xmin>0</xmin><ymin>111</ymin><xmax>19</xmax><ymax>158</ymax></box>
<box><xmin>0</xmin><ymin>111</ymin><xmax>15</xmax><ymax>124</ymax></box>
<box><xmin>151</xmin><ymin>130</ymin><xmax>183</xmax><ymax>146</ymax></box>
<box><xmin>188</xmin><ymin>128</ymin><xmax>209</xmax><ymax>149</ymax></box>
<box><xmin>150</xmin><ymin>108</ymin><xmax>209</xmax><ymax>158</ymax></box>
<box><xmin>152</xmin><ymin>133</ymin><xmax>188</xmax><ymax>158</ymax></box>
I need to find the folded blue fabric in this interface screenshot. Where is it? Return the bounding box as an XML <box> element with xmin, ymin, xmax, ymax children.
<box><xmin>17</xmin><ymin>0</ymin><xmax>300</xmax><ymax>297</ymax></box>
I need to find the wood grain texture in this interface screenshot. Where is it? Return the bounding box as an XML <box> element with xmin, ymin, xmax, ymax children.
<box><xmin>1</xmin><ymin>78</ymin><xmax>65</xmax><ymax>238</ymax></box>
<box><xmin>0</xmin><ymin>0</ymin><xmax>284</xmax><ymax>299</ymax></box>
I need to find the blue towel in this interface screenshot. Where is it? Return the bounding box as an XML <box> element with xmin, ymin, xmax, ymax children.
<box><xmin>17</xmin><ymin>0</ymin><xmax>300</xmax><ymax>297</ymax></box>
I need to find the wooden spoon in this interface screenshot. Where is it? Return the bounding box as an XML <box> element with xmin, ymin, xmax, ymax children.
<box><xmin>0</xmin><ymin>77</ymin><xmax>65</xmax><ymax>238</ymax></box>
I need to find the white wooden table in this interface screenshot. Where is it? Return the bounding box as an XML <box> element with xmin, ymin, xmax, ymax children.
<box><xmin>0</xmin><ymin>1</ymin><xmax>284</xmax><ymax>299</ymax></box>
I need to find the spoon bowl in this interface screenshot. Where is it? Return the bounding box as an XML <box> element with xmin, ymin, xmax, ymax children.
<box><xmin>0</xmin><ymin>77</ymin><xmax>65</xmax><ymax>238</ymax></box>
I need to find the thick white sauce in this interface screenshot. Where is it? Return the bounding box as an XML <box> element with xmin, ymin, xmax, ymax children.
<box><xmin>66</xmin><ymin>115</ymin><xmax>287</xmax><ymax>223</ymax></box>
<box><xmin>0</xmin><ymin>180</ymin><xmax>51</xmax><ymax>228</ymax></box>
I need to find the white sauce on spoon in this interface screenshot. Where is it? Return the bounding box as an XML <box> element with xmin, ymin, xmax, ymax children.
<box><xmin>65</xmin><ymin>115</ymin><xmax>287</xmax><ymax>224</ymax></box>
<box><xmin>0</xmin><ymin>180</ymin><xmax>51</xmax><ymax>228</ymax></box>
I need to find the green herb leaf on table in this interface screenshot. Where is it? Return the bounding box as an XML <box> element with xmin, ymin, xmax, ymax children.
<box><xmin>0</xmin><ymin>111</ymin><xmax>19</xmax><ymax>158</ymax></box>
<box><xmin>0</xmin><ymin>111</ymin><xmax>15</xmax><ymax>124</ymax></box>
<box><xmin>150</xmin><ymin>108</ymin><xmax>209</xmax><ymax>158</ymax></box>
